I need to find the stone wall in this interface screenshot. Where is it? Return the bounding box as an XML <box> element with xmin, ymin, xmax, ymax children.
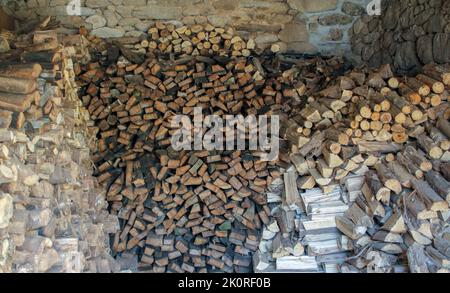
<box><xmin>0</xmin><ymin>0</ymin><xmax>370</xmax><ymax>56</ymax></box>
<box><xmin>0</xmin><ymin>7</ymin><xmax>14</xmax><ymax>30</ymax></box>
<box><xmin>351</xmin><ymin>0</ymin><xmax>450</xmax><ymax>74</ymax></box>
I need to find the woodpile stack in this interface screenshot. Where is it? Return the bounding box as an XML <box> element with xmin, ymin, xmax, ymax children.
<box><xmin>256</xmin><ymin>59</ymin><xmax>450</xmax><ymax>273</ymax></box>
<box><xmin>76</xmin><ymin>21</ymin><xmax>354</xmax><ymax>272</ymax></box>
<box><xmin>0</xmin><ymin>27</ymin><xmax>119</xmax><ymax>273</ymax></box>
<box><xmin>279</xmin><ymin>63</ymin><xmax>450</xmax><ymax>195</ymax></box>
<box><xmin>254</xmin><ymin>184</ymin><xmax>351</xmax><ymax>272</ymax></box>
<box><xmin>75</xmin><ymin>21</ymin><xmax>450</xmax><ymax>273</ymax></box>
<box><xmin>142</xmin><ymin>22</ymin><xmax>254</xmax><ymax>58</ymax></box>
<box><xmin>78</xmin><ymin>37</ymin><xmax>275</xmax><ymax>274</ymax></box>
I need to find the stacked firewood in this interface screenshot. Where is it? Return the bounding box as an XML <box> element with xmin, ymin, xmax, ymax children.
<box><xmin>78</xmin><ymin>48</ymin><xmax>274</xmax><ymax>273</ymax></box>
<box><xmin>261</xmin><ymin>61</ymin><xmax>450</xmax><ymax>273</ymax></box>
<box><xmin>278</xmin><ymin>63</ymin><xmax>450</xmax><ymax>195</ymax></box>
<box><xmin>136</xmin><ymin>22</ymin><xmax>254</xmax><ymax>58</ymax></box>
<box><xmin>76</xmin><ymin>20</ymin><xmax>355</xmax><ymax>272</ymax></box>
<box><xmin>77</xmin><ymin>20</ymin><xmax>450</xmax><ymax>273</ymax></box>
<box><xmin>0</xmin><ymin>29</ymin><xmax>119</xmax><ymax>273</ymax></box>
<box><xmin>254</xmin><ymin>183</ymin><xmax>352</xmax><ymax>273</ymax></box>
<box><xmin>334</xmin><ymin>136</ymin><xmax>450</xmax><ymax>272</ymax></box>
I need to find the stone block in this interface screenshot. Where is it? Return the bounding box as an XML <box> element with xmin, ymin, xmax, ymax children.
<box><xmin>123</xmin><ymin>0</ymin><xmax>146</xmax><ymax>6</ymax></box>
<box><xmin>132</xmin><ymin>6</ymin><xmax>182</xmax><ymax>19</ymax></box>
<box><xmin>135</xmin><ymin>21</ymin><xmax>152</xmax><ymax>32</ymax></box>
<box><xmin>85</xmin><ymin>0</ymin><xmax>110</xmax><ymax>8</ymax></box>
<box><xmin>104</xmin><ymin>9</ymin><xmax>119</xmax><ymax>28</ymax></box>
<box><xmin>394</xmin><ymin>41</ymin><xmax>422</xmax><ymax>74</ymax></box>
<box><xmin>255</xmin><ymin>33</ymin><xmax>279</xmax><ymax>44</ymax></box>
<box><xmin>318</xmin><ymin>14</ymin><xmax>353</xmax><ymax>26</ymax></box>
<box><xmin>0</xmin><ymin>193</ymin><xmax>13</xmax><ymax>229</ymax></box>
<box><xmin>118</xmin><ymin>17</ymin><xmax>141</xmax><ymax>26</ymax></box>
<box><xmin>124</xmin><ymin>30</ymin><xmax>145</xmax><ymax>37</ymax></box>
<box><xmin>37</xmin><ymin>6</ymin><xmax>96</xmax><ymax>16</ymax></box>
<box><xmin>31</xmin><ymin>180</ymin><xmax>54</xmax><ymax>198</ymax></box>
<box><xmin>278</xmin><ymin>22</ymin><xmax>309</xmax><ymax>43</ymax></box>
<box><xmin>342</xmin><ymin>1</ymin><xmax>366</xmax><ymax>16</ymax></box>
<box><xmin>207</xmin><ymin>15</ymin><xmax>230</xmax><ymax>28</ymax></box>
<box><xmin>288</xmin><ymin>0</ymin><xmax>338</xmax><ymax>13</ymax></box>
<box><xmin>28</xmin><ymin>208</ymin><xmax>51</xmax><ymax>230</ymax></box>
<box><xmin>183</xmin><ymin>4</ymin><xmax>210</xmax><ymax>16</ymax></box>
<box><xmin>433</xmin><ymin>33</ymin><xmax>450</xmax><ymax>63</ymax></box>
<box><xmin>286</xmin><ymin>41</ymin><xmax>317</xmax><ymax>53</ymax></box>
<box><xmin>327</xmin><ymin>28</ymin><xmax>344</xmax><ymax>41</ymax></box>
<box><xmin>0</xmin><ymin>37</ymin><xmax>9</xmax><ymax>54</ymax></box>
<box><xmin>238</xmin><ymin>0</ymin><xmax>289</xmax><ymax>14</ymax></box>
<box><xmin>86</xmin><ymin>14</ymin><xmax>107</xmax><ymax>30</ymax></box>
<box><xmin>212</xmin><ymin>0</ymin><xmax>238</xmax><ymax>10</ymax></box>
<box><xmin>236</xmin><ymin>24</ymin><xmax>283</xmax><ymax>33</ymax></box>
<box><xmin>116</xmin><ymin>6</ymin><xmax>133</xmax><ymax>17</ymax></box>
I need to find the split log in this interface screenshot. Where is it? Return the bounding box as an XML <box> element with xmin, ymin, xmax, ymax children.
<box><xmin>424</xmin><ymin>170</ymin><xmax>450</xmax><ymax>202</ymax></box>
<box><xmin>411</xmin><ymin>179</ymin><xmax>448</xmax><ymax>212</ymax></box>
<box><xmin>416</xmin><ymin>133</ymin><xmax>443</xmax><ymax>159</ymax></box>
<box><xmin>374</xmin><ymin>162</ymin><xmax>402</xmax><ymax>194</ymax></box>
<box><xmin>0</xmin><ymin>63</ymin><xmax>42</xmax><ymax>79</ymax></box>
<box><xmin>0</xmin><ymin>91</ymin><xmax>39</xmax><ymax>112</ymax></box>
<box><xmin>0</xmin><ymin>76</ymin><xmax>37</xmax><ymax>94</ymax></box>
<box><xmin>335</xmin><ymin>216</ymin><xmax>367</xmax><ymax>240</ymax></box>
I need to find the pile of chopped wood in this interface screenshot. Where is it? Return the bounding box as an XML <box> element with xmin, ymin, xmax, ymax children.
<box><xmin>2</xmin><ymin>13</ymin><xmax>450</xmax><ymax>273</ymax></box>
<box><xmin>75</xmin><ymin>22</ymin><xmax>352</xmax><ymax>272</ymax></box>
<box><xmin>279</xmin><ymin>62</ymin><xmax>450</xmax><ymax>195</ymax></box>
<box><xmin>142</xmin><ymin>22</ymin><xmax>254</xmax><ymax>58</ymax></box>
<box><xmin>254</xmin><ymin>185</ymin><xmax>352</xmax><ymax>273</ymax></box>
<box><xmin>254</xmin><ymin>60</ymin><xmax>450</xmax><ymax>273</ymax></box>
<box><xmin>72</xmin><ymin>21</ymin><xmax>450</xmax><ymax>273</ymax></box>
<box><xmin>0</xmin><ymin>28</ymin><xmax>119</xmax><ymax>272</ymax></box>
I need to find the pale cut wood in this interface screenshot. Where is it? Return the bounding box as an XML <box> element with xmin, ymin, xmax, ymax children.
<box><xmin>290</xmin><ymin>154</ymin><xmax>308</xmax><ymax>175</ymax></box>
<box><xmin>416</xmin><ymin>74</ymin><xmax>445</xmax><ymax>94</ymax></box>
<box><xmin>404</xmin><ymin>192</ymin><xmax>437</xmax><ymax>220</ymax></box>
<box><xmin>416</xmin><ymin>133</ymin><xmax>443</xmax><ymax>159</ymax></box>
<box><xmin>403</xmin><ymin>145</ymin><xmax>432</xmax><ymax>172</ymax></box>
<box><xmin>385</xmin><ymin>91</ymin><xmax>411</xmax><ymax>114</ymax></box>
<box><xmin>0</xmin><ymin>63</ymin><xmax>42</xmax><ymax>79</ymax></box>
<box><xmin>406</xmin><ymin>77</ymin><xmax>430</xmax><ymax>97</ymax></box>
<box><xmin>411</xmin><ymin>179</ymin><xmax>448</xmax><ymax>212</ymax></box>
<box><xmin>396</xmin><ymin>152</ymin><xmax>423</xmax><ymax>179</ymax></box>
<box><xmin>423</xmin><ymin>64</ymin><xmax>450</xmax><ymax>86</ymax></box>
<box><xmin>362</xmin><ymin>171</ymin><xmax>391</xmax><ymax>204</ymax></box>
<box><xmin>335</xmin><ymin>216</ymin><xmax>366</xmax><ymax>240</ymax></box>
<box><xmin>322</xmin><ymin>146</ymin><xmax>343</xmax><ymax>168</ymax></box>
<box><xmin>407</xmin><ymin>244</ymin><xmax>429</xmax><ymax>273</ymax></box>
<box><xmin>387</xmin><ymin>160</ymin><xmax>414</xmax><ymax>188</ymax></box>
<box><xmin>344</xmin><ymin>203</ymin><xmax>374</xmax><ymax>228</ymax></box>
<box><xmin>381</xmin><ymin>213</ymin><xmax>406</xmax><ymax>234</ymax></box>
<box><xmin>298</xmin><ymin>176</ymin><xmax>315</xmax><ymax>190</ymax></box>
<box><xmin>284</xmin><ymin>171</ymin><xmax>300</xmax><ymax>207</ymax></box>
<box><xmin>437</xmin><ymin>118</ymin><xmax>450</xmax><ymax>139</ymax></box>
<box><xmin>372</xmin><ymin>231</ymin><xmax>403</xmax><ymax>243</ymax></box>
<box><xmin>398</xmin><ymin>83</ymin><xmax>421</xmax><ymax>105</ymax></box>
<box><xmin>357</xmin><ymin>141</ymin><xmax>401</xmax><ymax>153</ymax></box>
<box><xmin>426</xmin><ymin>125</ymin><xmax>450</xmax><ymax>150</ymax></box>
<box><xmin>0</xmin><ymin>76</ymin><xmax>38</xmax><ymax>94</ymax></box>
<box><xmin>0</xmin><ymin>91</ymin><xmax>39</xmax><ymax>112</ymax></box>
<box><xmin>424</xmin><ymin>170</ymin><xmax>450</xmax><ymax>202</ymax></box>
<box><xmin>374</xmin><ymin>162</ymin><xmax>402</xmax><ymax>194</ymax></box>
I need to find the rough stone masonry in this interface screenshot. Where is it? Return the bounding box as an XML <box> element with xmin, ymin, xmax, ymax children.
<box><xmin>351</xmin><ymin>0</ymin><xmax>450</xmax><ymax>74</ymax></box>
<box><xmin>0</xmin><ymin>0</ymin><xmax>370</xmax><ymax>57</ymax></box>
